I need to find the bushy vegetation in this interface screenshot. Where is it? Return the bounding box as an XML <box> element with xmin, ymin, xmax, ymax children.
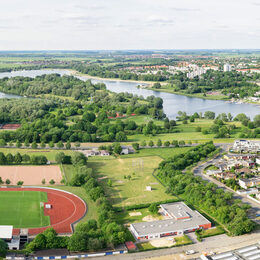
<box><xmin>168</xmin><ymin>70</ymin><xmax>260</xmax><ymax>98</ymax></box>
<box><xmin>0</xmin><ymin>98</ymin><xmax>57</xmax><ymax>124</ymax></box>
<box><xmin>158</xmin><ymin>142</ymin><xmax>255</xmax><ymax>236</ymax></box>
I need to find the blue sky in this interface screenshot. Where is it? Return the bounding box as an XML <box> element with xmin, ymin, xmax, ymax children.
<box><xmin>0</xmin><ymin>0</ymin><xmax>259</xmax><ymax>50</ymax></box>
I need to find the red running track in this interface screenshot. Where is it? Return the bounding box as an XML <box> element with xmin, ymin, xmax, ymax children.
<box><xmin>0</xmin><ymin>187</ymin><xmax>86</xmax><ymax>235</ymax></box>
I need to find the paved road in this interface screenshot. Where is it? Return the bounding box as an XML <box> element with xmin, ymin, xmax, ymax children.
<box><xmin>98</xmin><ymin>232</ymin><xmax>260</xmax><ymax>260</ymax></box>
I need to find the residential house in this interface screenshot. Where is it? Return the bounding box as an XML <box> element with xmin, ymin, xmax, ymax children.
<box><xmin>121</xmin><ymin>146</ymin><xmax>134</xmax><ymax>155</ymax></box>
<box><xmin>206</xmin><ymin>170</ymin><xmax>222</xmax><ymax>176</ymax></box>
<box><xmin>216</xmin><ymin>172</ymin><xmax>236</xmax><ymax>180</ymax></box>
<box><xmin>233</xmin><ymin>140</ymin><xmax>260</xmax><ymax>153</ymax></box>
<box><xmin>100</xmin><ymin>150</ymin><xmax>110</xmax><ymax>156</ymax></box>
<box><xmin>238</xmin><ymin>177</ymin><xmax>260</xmax><ymax>189</ymax></box>
<box><xmin>236</xmin><ymin>167</ymin><xmax>251</xmax><ymax>176</ymax></box>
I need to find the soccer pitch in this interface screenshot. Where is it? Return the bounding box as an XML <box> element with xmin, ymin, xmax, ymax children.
<box><xmin>0</xmin><ymin>191</ymin><xmax>50</xmax><ymax>228</ymax></box>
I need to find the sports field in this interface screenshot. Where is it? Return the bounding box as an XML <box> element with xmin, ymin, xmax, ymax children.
<box><xmin>0</xmin><ymin>191</ymin><xmax>50</xmax><ymax>228</ymax></box>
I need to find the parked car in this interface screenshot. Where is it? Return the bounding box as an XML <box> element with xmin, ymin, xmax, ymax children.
<box><xmin>185</xmin><ymin>250</ymin><xmax>196</xmax><ymax>255</ymax></box>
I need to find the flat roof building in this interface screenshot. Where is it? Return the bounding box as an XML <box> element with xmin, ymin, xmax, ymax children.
<box><xmin>0</xmin><ymin>225</ymin><xmax>13</xmax><ymax>241</ymax></box>
<box><xmin>130</xmin><ymin>202</ymin><xmax>211</xmax><ymax>240</ymax></box>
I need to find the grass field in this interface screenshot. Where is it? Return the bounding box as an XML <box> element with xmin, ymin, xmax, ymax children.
<box><xmin>88</xmin><ymin>156</ymin><xmax>174</xmax><ymax>207</ymax></box>
<box><xmin>0</xmin><ymin>191</ymin><xmax>50</xmax><ymax>228</ymax></box>
<box><xmin>114</xmin><ymin>208</ymin><xmax>164</xmax><ymax>225</ymax></box>
<box><xmin>122</xmin><ymin>147</ymin><xmax>193</xmax><ymax>160</ymax></box>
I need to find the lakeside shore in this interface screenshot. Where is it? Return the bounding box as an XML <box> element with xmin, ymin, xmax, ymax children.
<box><xmin>66</xmin><ymin>69</ymin><xmax>234</xmax><ymax>101</ymax></box>
<box><xmin>68</xmin><ymin>69</ymin><xmax>156</xmax><ymax>87</ymax></box>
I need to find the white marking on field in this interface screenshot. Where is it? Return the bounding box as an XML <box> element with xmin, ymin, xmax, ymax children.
<box><xmin>129</xmin><ymin>212</ymin><xmax>142</xmax><ymax>216</ymax></box>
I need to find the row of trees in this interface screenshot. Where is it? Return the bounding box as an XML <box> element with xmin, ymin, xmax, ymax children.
<box><xmin>0</xmin><ymin>152</ymin><xmax>47</xmax><ymax>165</ymax></box>
<box><xmin>157</xmin><ymin>142</ymin><xmax>255</xmax><ymax>236</ymax></box>
<box><xmin>26</xmin><ymin>152</ymin><xmax>126</xmax><ymax>253</ymax></box>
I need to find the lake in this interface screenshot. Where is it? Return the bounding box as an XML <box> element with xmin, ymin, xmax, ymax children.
<box><xmin>0</xmin><ymin>69</ymin><xmax>259</xmax><ymax>119</ymax></box>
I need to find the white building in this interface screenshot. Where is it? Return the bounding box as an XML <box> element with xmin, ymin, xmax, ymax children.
<box><xmin>130</xmin><ymin>202</ymin><xmax>211</xmax><ymax>240</ymax></box>
<box><xmin>224</xmin><ymin>63</ymin><xmax>232</xmax><ymax>72</ymax></box>
<box><xmin>233</xmin><ymin>140</ymin><xmax>260</xmax><ymax>153</ymax></box>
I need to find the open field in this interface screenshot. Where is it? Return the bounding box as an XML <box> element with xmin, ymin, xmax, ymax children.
<box><xmin>113</xmin><ymin>115</ymin><xmax>164</xmax><ymax>126</ymax></box>
<box><xmin>88</xmin><ymin>156</ymin><xmax>174</xmax><ymax>207</ymax></box>
<box><xmin>0</xmin><ymin>165</ymin><xmax>62</xmax><ymax>185</ymax></box>
<box><xmin>114</xmin><ymin>207</ymin><xmax>165</xmax><ymax>224</ymax></box>
<box><xmin>126</xmin><ymin>118</ymin><xmax>242</xmax><ymax>143</ymax></box>
<box><xmin>0</xmin><ymin>148</ymin><xmax>74</xmax><ymax>162</ymax></box>
<box><xmin>0</xmin><ymin>190</ymin><xmax>49</xmax><ymax>228</ymax></box>
<box><xmin>121</xmin><ymin>147</ymin><xmax>193</xmax><ymax>160</ymax></box>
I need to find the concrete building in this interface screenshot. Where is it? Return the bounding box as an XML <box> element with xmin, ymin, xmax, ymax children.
<box><xmin>130</xmin><ymin>202</ymin><xmax>211</xmax><ymax>240</ymax></box>
<box><xmin>238</xmin><ymin>177</ymin><xmax>260</xmax><ymax>189</ymax></box>
<box><xmin>0</xmin><ymin>225</ymin><xmax>20</xmax><ymax>250</ymax></box>
<box><xmin>233</xmin><ymin>140</ymin><xmax>260</xmax><ymax>153</ymax></box>
<box><xmin>224</xmin><ymin>63</ymin><xmax>231</xmax><ymax>72</ymax></box>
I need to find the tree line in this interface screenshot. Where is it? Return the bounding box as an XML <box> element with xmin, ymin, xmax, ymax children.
<box><xmin>157</xmin><ymin>142</ymin><xmax>255</xmax><ymax>236</ymax></box>
<box><xmin>25</xmin><ymin>152</ymin><xmax>127</xmax><ymax>253</ymax></box>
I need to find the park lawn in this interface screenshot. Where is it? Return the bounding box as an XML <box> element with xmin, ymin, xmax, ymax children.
<box><xmin>136</xmin><ymin>242</ymin><xmax>156</xmax><ymax>250</ymax></box>
<box><xmin>88</xmin><ymin>156</ymin><xmax>173</xmax><ymax>207</ymax></box>
<box><xmin>127</xmin><ymin>131</ymin><xmax>216</xmax><ymax>143</ymax></box>
<box><xmin>114</xmin><ymin>208</ymin><xmax>164</xmax><ymax>225</ymax></box>
<box><xmin>62</xmin><ymin>164</ymin><xmax>78</xmax><ymax>183</ymax></box>
<box><xmin>0</xmin><ymin>191</ymin><xmax>50</xmax><ymax>228</ymax></box>
<box><xmin>116</xmin><ymin>115</ymin><xmax>164</xmax><ymax>126</ymax></box>
<box><xmin>121</xmin><ymin>147</ymin><xmax>193</xmax><ymax>160</ymax></box>
<box><xmin>199</xmin><ymin>226</ymin><xmax>225</xmax><ymax>238</ymax></box>
<box><xmin>175</xmin><ymin>119</ymin><xmax>215</xmax><ymax>132</ymax></box>
<box><xmin>55</xmin><ymin>186</ymin><xmax>98</xmax><ymax>222</ymax></box>
<box><xmin>203</xmin><ymin>164</ymin><xmax>219</xmax><ymax>173</ymax></box>
<box><xmin>174</xmin><ymin>235</ymin><xmax>193</xmax><ymax>246</ymax></box>
<box><xmin>0</xmin><ymin>148</ymin><xmax>74</xmax><ymax>162</ymax></box>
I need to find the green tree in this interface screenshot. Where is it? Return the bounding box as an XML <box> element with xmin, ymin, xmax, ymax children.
<box><xmin>148</xmin><ymin>140</ymin><xmax>154</xmax><ymax>147</ymax></box>
<box><xmin>14</xmin><ymin>152</ymin><xmax>22</xmax><ymax>164</ymax></box>
<box><xmin>55</xmin><ymin>152</ymin><xmax>65</xmax><ymax>164</ymax></box>
<box><xmin>71</xmin><ymin>152</ymin><xmax>87</xmax><ymax>166</ymax></box>
<box><xmin>132</xmin><ymin>143</ymin><xmax>139</xmax><ymax>151</ymax></box>
<box><xmin>115</xmin><ymin>131</ymin><xmax>127</xmax><ymax>142</ymax></box>
<box><xmin>6</xmin><ymin>153</ymin><xmax>13</xmax><ymax>164</ymax></box>
<box><xmin>16</xmin><ymin>141</ymin><xmax>22</xmax><ymax>148</ymax></box>
<box><xmin>0</xmin><ymin>239</ymin><xmax>8</xmax><ymax>257</ymax></box>
<box><xmin>140</xmin><ymin>140</ymin><xmax>146</xmax><ymax>147</ymax></box>
<box><xmin>65</xmin><ymin>142</ymin><xmax>71</xmax><ymax>150</ymax></box>
<box><xmin>56</xmin><ymin>141</ymin><xmax>64</xmax><ymax>149</ymax></box>
<box><xmin>0</xmin><ymin>152</ymin><xmax>6</xmax><ymax>165</ymax></box>
<box><xmin>5</xmin><ymin>179</ymin><xmax>11</xmax><ymax>185</ymax></box>
<box><xmin>0</xmin><ymin>139</ymin><xmax>6</xmax><ymax>147</ymax></box>
<box><xmin>48</xmin><ymin>141</ymin><xmax>54</xmax><ymax>148</ymax></box>
<box><xmin>164</xmin><ymin>141</ymin><xmax>170</xmax><ymax>147</ymax></box>
<box><xmin>24</xmin><ymin>139</ymin><xmax>30</xmax><ymax>147</ymax></box>
<box><xmin>22</xmin><ymin>154</ymin><xmax>30</xmax><ymax>162</ymax></box>
<box><xmin>157</xmin><ymin>139</ymin><xmax>162</xmax><ymax>147</ymax></box>
<box><xmin>49</xmin><ymin>179</ymin><xmax>55</xmax><ymax>185</ymax></box>
<box><xmin>148</xmin><ymin>203</ymin><xmax>158</xmax><ymax>214</ymax></box>
<box><xmin>31</xmin><ymin>142</ymin><xmax>38</xmax><ymax>149</ymax></box>
<box><xmin>107</xmin><ymin>179</ymin><xmax>112</xmax><ymax>187</ymax></box>
<box><xmin>113</xmin><ymin>143</ymin><xmax>122</xmax><ymax>155</ymax></box>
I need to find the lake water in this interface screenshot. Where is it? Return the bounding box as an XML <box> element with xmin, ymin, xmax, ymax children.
<box><xmin>0</xmin><ymin>69</ymin><xmax>259</xmax><ymax>119</ymax></box>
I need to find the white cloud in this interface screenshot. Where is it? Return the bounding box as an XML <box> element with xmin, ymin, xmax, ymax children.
<box><xmin>0</xmin><ymin>0</ymin><xmax>259</xmax><ymax>49</ymax></box>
